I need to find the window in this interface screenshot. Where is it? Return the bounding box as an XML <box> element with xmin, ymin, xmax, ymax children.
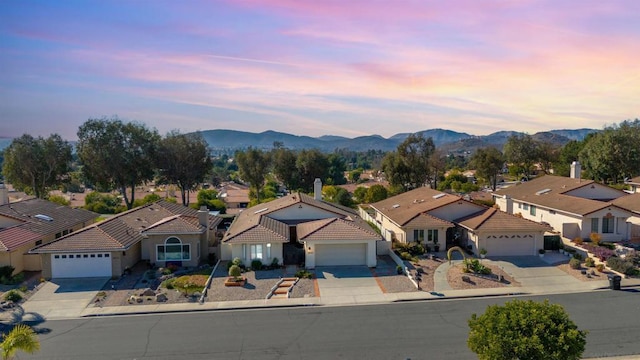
<box><xmin>523</xmin><ymin>204</ymin><xmax>529</xmax><ymax>211</ymax></box>
<box><xmin>602</xmin><ymin>216</ymin><xmax>614</xmax><ymax>234</ymax></box>
<box><xmin>518</xmin><ymin>203</ymin><xmax>522</xmax><ymax>209</ymax></box>
<box><xmin>250</xmin><ymin>244</ymin><xmax>263</xmax><ymax>260</ymax></box>
<box><xmin>35</xmin><ymin>240</ymin><xmax>42</xmax><ymax>246</ymax></box>
<box><xmin>530</xmin><ymin>205</ymin><xmax>536</xmax><ymax>216</ymax></box>
<box><xmin>427</xmin><ymin>229</ymin><xmax>438</xmax><ymax>243</ymax></box>
<box><xmin>54</xmin><ymin>255</ymin><xmax>59</xmax><ymax>259</ymax></box>
<box><xmin>83</xmin><ymin>254</ymin><xmax>88</xmax><ymax>258</ymax></box>
<box><xmin>413</xmin><ymin>230</ymin><xmax>424</xmax><ymax>242</ymax></box>
<box><xmin>105</xmin><ymin>253</ymin><xmax>110</xmax><ymax>258</ymax></box>
<box><xmin>157</xmin><ymin>237</ymin><xmax>190</xmax><ymax>261</ymax></box>
<box><xmin>591</xmin><ymin>218</ymin><xmax>599</xmax><ymax>233</ymax></box>
<box><xmin>266</xmin><ymin>243</ymin><xmax>271</xmax><ymax>259</ymax></box>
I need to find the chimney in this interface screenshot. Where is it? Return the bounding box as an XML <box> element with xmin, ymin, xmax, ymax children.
<box><xmin>314</xmin><ymin>178</ymin><xmax>322</xmax><ymax>200</ymax></box>
<box><xmin>570</xmin><ymin>161</ymin><xmax>581</xmax><ymax>180</ymax></box>
<box><xmin>198</xmin><ymin>206</ymin><xmax>208</xmax><ymax>227</ymax></box>
<box><xmin>504</xmin><ymin>195</ymin><xmax>513</xmax><ymax>214</ymax></box>
<box><xmin>0</xmin><ymin>184</ymin><xmax>8</xmax><ymax>206</ymax></box>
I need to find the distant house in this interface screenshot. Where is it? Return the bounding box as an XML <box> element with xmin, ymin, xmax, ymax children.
<box><xmin>364</xmin><ymin>186</ymin><xmax>549</xmax><ymax>257</ymax></box>
<box><xmin>219</xmin><ymin>183</ymin><xmax>250</xmax><ymax>215</ymax></box>
<box><xmin>0</xmin><ymin>184</ymin><xmax>98</xmax><ymax>275</ymax></box>
<box><xmin>222</xmin><ymin>179</ymin><xmax>381</xmax><ymax>268</ymax></box>
<box><xmin>30</xmin><ymin>201</ymin><xmax>221</xmax><ymax>279</ymax></box>
<box><xmin>493</xmin><ymin>163</ymin><xmax>637</xmax><ymax>242</ymax></box>
<box><xmin>625</xmin><ymin>176</ymin><xmax>640</xmax><ymax>193</ymax></box>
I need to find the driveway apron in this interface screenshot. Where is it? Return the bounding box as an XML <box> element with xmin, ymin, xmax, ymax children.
<box><xmin>315</xmin><ymin>266</ymin><xmax>384</xmax><ymax>305</ymax></box>
<box><xmin>22</xmin><ymin>278</ymin><xmax>109</xmax><ymax>320</ymax></box>
<box><xmin>489</xmin><ymin>256</ymin><xmax>588</xmax><ymax>292</ymax></box>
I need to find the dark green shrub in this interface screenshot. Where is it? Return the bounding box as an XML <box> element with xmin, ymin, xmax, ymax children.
<box><xmin>295</xmin><ymin>270</ymin><xmax>314</xmax><ymax>279</ymax></box>
<box><xmin>569</xmin><ymin>258</ymin><xmax>581</xmax><ymax>269</ymax></box>
<box><xmin>4</xmin><ymin>290</ymin><xmax>22</xmax><ymax>302</ymax></box>
<box><xmin>399</xmin><ymin>251</ymin><xmax>412</xmax><ymax>261</ymax></box>
<box><xmin>270</xmin><ymin>257</ymin><xmax>280</xmax><ymax>268</ymax></box>
<box><xmin>572</xmin><ymin>253</ymin><xmax>583</xmax><ymax>261</ymax></box>
<box><xmin>207</xmin><ymin>253</ymin><xmax>217</xmax><ymax>266</ymax></box>
<box><xmin>251</xmin><ymin>259</ymin><xmax>263</xmax><ymax>271</ymax></box>
<box><xmin>584</xmin><ymin>257</ymin><xmax>595</xmax><ymax>267</ymax></box>
<box><xmin>0</xmin><ymin>266</ymin><xmax>15</xmax><ymax>280</ymax></box>
<box><xmin>600</xmin><ymin>242</ymin><xmax>616</xmax><ymax>250</ymax></box>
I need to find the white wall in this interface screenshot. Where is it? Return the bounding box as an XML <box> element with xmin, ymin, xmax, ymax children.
<box><xmin>227</xmin><ymin>242</ymin><xmax>283</xmax><ymax>266</ymax></box>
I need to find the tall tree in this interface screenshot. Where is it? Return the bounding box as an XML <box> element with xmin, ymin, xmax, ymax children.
<box><xmin>503</xmin><ymin>134</ymin><xmax>539</xmax><ymax>178</ymax></box>
<box><xmin>326</xmin><ymin>153</ymin><xmax>347</xmax><ymax>185</ymax></box>
<box><xmin>271</xmin><ymin>147</ymin><xmax>299</xmax><ymax>193</ymax></box>
<box><xmin>382</xmin><ymin>133</ymin><xmax>435</xmax><ymax>192</ymax></box>
<box><xmin>470</xmin><ymin>147</ymin><xmax>504</xmax><ymax>191</ymax></box>
<box><xmin>235</xmin><ymin>148</ymin><xmax>270</xmax><ymax>203</ymax></box>
<box><xmin>553</xmin><ymin>139</ymin><xmax>587</xmax><ymax>177</ymax></box>
<box><xmin>2</xmin><ymin>134</ymin><xmax>72</xmax><ymax>199</ymax></box>
<box><xmin>156</xmin><ymin>131</ymin><xmax>212</xmax><ymax>206</ymax></box>
<box><xmin>382</xmin><ymin>151</ymin><xmax>412</xmax><ymax>192</ymax></box>
<box><xmin>296</xmin><ymin>149</ymin><xmax>329</xmax><ymax>192</ymax></box>
<box><xmin>468</xmin><ymin>299</ymin><xmax>587</xmax><ymax>360</ymax></box>
<box><xmin>429</xmin><ymin>150</ymin><xmax>446</xmax><ymax>190</ymax></box>
<box><xmin>77</xmin><ymin>117</ymin><xmax>160</xmax><ymax>209</ymax></box>
<box><xmin>1</xmin><ymin>324</ymin><xmax>41</xmax><ymax>359</ymax></box>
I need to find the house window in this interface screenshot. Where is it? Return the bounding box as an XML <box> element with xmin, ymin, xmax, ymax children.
<box><xmin>523</xmin><ymin>204</ymin><xmax>529</xmax><ymax>211</ymax></box>
<box><xmin>518</xmin><ymin>203</ymin><xmax>522</xmax><ymax>209</ymax></box>
<box><xmin>591</xmin><ymin>218</ymin><xmax>599</xmax><ymax>233</ymax></box>
<box><xmin>602</xmin><ymin>217</ymin><xmax>614</xmax><ymax>234</ymax></box>
<box><xmin>427</xmin><ymin>229</ymin><xmax>438</xmax><ymax>242</ymax></box>
<box><xmin>413</xmin><ymin>230</ymin><xmax>425</xmax><ymax>242</ymax></box>
<box><xmin>250</xmin><ymin>244</ymin><xmax>264</xmax><ymax>260</ymax></box>
<box><xmin>530</xmin><ymin>205</ymin><xmax>536</xmax><ymax>216</ymax></box>
<box><xmin>266</xmin><ymin>243</ymin><xmax>271</xmax><ymax>259</ymax></box>
<box><xmin>157</xmin><ymin>237</ymin><xmax>190</xmax><ymax>261</ymax></box>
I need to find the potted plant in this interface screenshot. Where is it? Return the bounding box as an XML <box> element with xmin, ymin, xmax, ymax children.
<box><xmin>396</xmin><ymin>265</ymin><xmax>403</xmax><ymax>275</ymax></box>
<box><xmin>480</xmin><ymin>248</ymin><xmax>487</xmax><ymax>259</ymax></box>
<box><xmin>538</xmin><ymin>248</ymin><xmax>545</xmax><ymax>258</ymax></box>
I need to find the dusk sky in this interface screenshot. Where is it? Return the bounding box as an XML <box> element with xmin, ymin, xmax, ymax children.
<box><xmin>1</xmin><ymin>1</ymin><xmax>639</xmax><ymax>140</ymax></box>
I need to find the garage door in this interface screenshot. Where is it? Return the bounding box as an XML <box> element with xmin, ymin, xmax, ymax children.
<box><xmin>315</xmin><ymin>243</ymin><xmax>367</xmax><ymax>266</ymax></box>
<box><xmin>485</xmin><ymin>237</ymin><xmax>534</xmax><ymax>256</ymax></box>
<box><xmin>51</xmin><ymin>253</ymin><xmax>112</xmax><ymax>278</ymax></box>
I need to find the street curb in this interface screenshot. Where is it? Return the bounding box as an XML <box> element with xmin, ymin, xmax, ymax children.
<box><xmin>81</xmin><ymin>303</ymin><xmax>320</xmax><ymax>318</ymax></box>
<box><xmin>392</xmin><ymin>292</ymin><xmax>530</xmax><ymax>303</ymax></box>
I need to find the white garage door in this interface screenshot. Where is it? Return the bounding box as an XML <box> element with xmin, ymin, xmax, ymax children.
<box><xmin>315</xmin><ymin>243</ymin><xmax>367</xmax><ymax>266</ymax></box>
<box><xmin>485</xmin><ymin>237</ymin><xmax>535</xmax><ymax>256</ymax></box>
<box><xmin>51</xmin><ymin>253</ymin><xmax>112</xmax><ymax>278</ymax></box>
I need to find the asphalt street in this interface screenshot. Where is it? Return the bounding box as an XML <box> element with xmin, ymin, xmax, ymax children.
<box><xmin>20</xmin><ymin>290</ymin><xmax>640</xmax><ymax>360</ymax></box>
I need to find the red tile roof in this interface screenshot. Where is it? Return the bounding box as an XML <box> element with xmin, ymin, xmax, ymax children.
<box><xmin>0</xmin><ymin>226</ymin><xmax>42</xmax><ymax>252</ymax></box>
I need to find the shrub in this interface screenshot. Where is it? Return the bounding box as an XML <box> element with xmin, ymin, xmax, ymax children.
<box><xmin>228</xmin><ymin>265</ymin><xmax>242</xmax><ymax>279</ymax></box>
<box><xmin>0</xmin><ymin>266</ymin><xmax>15</xmax><ymax>281</ymax></box>
<box><xmin>592</xmin><ymin>247</ymin><xmax>615</xmax><ymax>261</ymax></box>
<box><xmin>399</xmin><ymin>251</ymin><xmax>412</xmax><ymax>261</ymax></box>
<box><xmin>569</xmin><ymin>258</ymin><xmax>581</xmax><ymax>269</ymax></box>
<box><xmin>572</xmin><ymin>253</ymin><xmax>583</xmax><ymax>261</ymax></box>
<box><xmin>295</xmin><ymin>270</ymin><xmax>314</xmax><ymax>279</ymax></box>
<box><xmin>607</xmin><ymin>257</ymin><xmax>639</xmax><ymax>276</ymax></box>
<box><xmin>595</xmin><ymin>264</ymin><xmax>605</xmax><ymax>272</ymax></box>
<box><xmin>573</xmin><ymin>237</ymin><xmax>583</xmax><ymax>245</ymax></box>
<box><xmin>207</xmin><ymin>253</ymin><xmax>217</xmax><ymax>266</ymax></box>
<box><xmin>271</xmin><ymin>257</ymin><xmax>280</xmax><ymax>269</ymax></box>
<box><xmin>589</xmin><ymin>232</ymin><xmax>602</xmax><ymax>246</ymax></box>
<box><xmin>232</xmin><ymin>257</ymin><xmax>243</xmax><ymax>266</ymax></box>
<box><xmin>600</xmin><ymin>242</ymin><xmax>616</xmax><ymax>250</ymax></box>
<box><xmin>172</xmin><ymin>275</ymin><xmax>207</xmax><ymax>295</ymax></box>
<box><xmin>4</xmin><ymin>290</ymin><xmax>22</xmax><ymax>303</ymax></box>
<box><xmin>251</xmin><ymin>259</ymin><xmax>263</xmax><ymax>271</ymax></box>
<box><xmin>584</xmin><ymin>257</ymin><xmax>595</xmax><ymax>267</ymax></box>
<box><xmin>162</xmin><ymin>278</ymin><xmax>176</xmax><ymax>290</ymax></box>
<box><xmin>463</xmin><ymin>258</ymin><xmax>492</xmax><ymax>275</ymax></box>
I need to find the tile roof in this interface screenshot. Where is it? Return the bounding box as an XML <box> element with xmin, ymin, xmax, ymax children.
<box><xmin>369</xmin><ymin>187</ymin><xmax>460</xmax><ymax>226</ymax></box>
<box><xmin>0</xmin><ymin>226</ymin><xmax>42</xmax><ymax>252</ymax></box>
<box><xmin>404</xmin><ymin>213</ymin><xmax>454</xmax><ymax>229</ymax></box>
<box><xmin>495</xmin><ymin>175</ymin><xmax>629</xmax><ymax>216</ymax></box>
<box><xmin>30</xmin><ymin>201</ymin><xmax>220</xmax><ymax>253</ymax></box>
<box><xmin>0</xmin><ymin>198</ymin><xmax>98</xmax><ymax>236</ymax></box>
<box><xmin>142</xmin><ymin>215</ymin><xmax>203</xmax><ymax>234</ymax></box>
<box><xmin>626</xmin><ymin>176</ymin><xmax>640</xmax><ymax>185</ymax></box>
<box><xmin>456</xmin><ymin>208</ymin><xmax>551</xmax><ymax>232</ymax></box>
<box><xmin>297</xmin><ymin>217</ymin><xmax>381</xmax><ymax>242</ymax></box>
<box><xmin>223</xmin><ymin>216</ymin><xmax>288</xmax><ymax>244</ymax></box>
<box><xmin>222</xmin><ymin>192</ymin><xmax>356</xmax><ymax>244</ymax></box>
<box><xmin>612</xmin><ymin>193</ymin><xmax>640</xmax><ymax>213</ymax></box>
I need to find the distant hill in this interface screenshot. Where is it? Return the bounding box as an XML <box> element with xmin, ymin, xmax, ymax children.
<box><xmin>196</xmin><ymin>128</ymin><xmax>598</xmax><ymax>154</ymax></box>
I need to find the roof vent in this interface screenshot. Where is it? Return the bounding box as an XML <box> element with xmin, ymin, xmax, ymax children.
<box><xmin>432</xmin><ymin>193</ymin><xmax>446</xmax><ymax>199</ymax></box>
<box><xmin>254</xmin><ymin>208</ymin><xmax>269</xmax><ymax>214</ymax></box>
<box><xmin>34</xmin><ymin>214</ymin><xmax>53</xmax><ymax>222</ymax></box>
<box><xmin>392</xmin><ymin>204</ymin><xmax>400</xmax><ymax>209</ymax></box>
<box><xmin>535</xmin><ymin>189</ymin><xmax>552</xmax><ymax>195</ymax></box>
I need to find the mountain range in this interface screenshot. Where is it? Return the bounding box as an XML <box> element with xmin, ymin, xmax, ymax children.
<box><xmin>198</xmin><ymin>128</ymin><xmax>597</xmax><ymax>153</ymax></box>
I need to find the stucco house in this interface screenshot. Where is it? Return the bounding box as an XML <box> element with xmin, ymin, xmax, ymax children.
<box><xmin>612</xmin><ymin>193</ymin><xmax>640</xmax><ymax>242</ymax></box>
<box><xmin>219</xmin><ymin>183</ymin><xmax>250</xmax><ymax>215</ymax></box>
<box><xmin>222</xmin><ymin>180</ymin><xmax>381</xmax><ymax>268</ymax></box>
<box><xmin>0</xmin><ymin>185</ymin><xmax>98</xmax><ymax>275</ymax></box>
<box><xmin>625</xmin><ymin>176</ymin><xmax>640</xmax><ymax>193</ymax></box>
<box><xmin>364</xmin><ymin>186</ymin><xmax>549</xmax><ymax>257</ymax></box>
<box><xmin>30</xmin><ymin>201</ymin><xmax>221</xmax><ymax>278</ymax></box>
<box><xmin>493</xmin><ymin>166</ymin><xmax>636</xmax><ymax>242</ymax></box>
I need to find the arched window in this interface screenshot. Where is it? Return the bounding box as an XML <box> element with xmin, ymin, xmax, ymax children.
<box><xmin>157</xmin><ymin>237</ymin><xmax>190</xmax><ymax>261</ymax></box>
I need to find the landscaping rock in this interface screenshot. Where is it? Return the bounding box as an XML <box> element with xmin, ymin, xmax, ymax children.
<box><xmin>156</xmin><ymin>293</ymin><xmax>168</xmax><ymax>302</ymax></box>
<box><xmin>140</xmin><ymin>288</ymin><xmax>156</xmax><ymax>297</ymax></box>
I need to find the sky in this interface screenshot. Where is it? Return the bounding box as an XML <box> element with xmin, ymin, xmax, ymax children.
<box><xmin>1</xmin><ymin>1</ymin><xmax>639</xmax><ymax>140</ymax></box>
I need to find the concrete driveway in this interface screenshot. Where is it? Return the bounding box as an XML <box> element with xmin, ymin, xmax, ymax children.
<box><xmin>314</xmin><ymin>266</ymin><xmax>384</xmax><ymax>305</ymax></box>
<box><xmin>22</xmin><ymin>278</ymin><xmax>109</xmax><ymax>320</ymax></box>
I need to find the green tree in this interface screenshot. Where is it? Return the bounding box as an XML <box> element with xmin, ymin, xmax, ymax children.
<box><xmin>132</xmin><ymin>193</ymin><xmax>162</xmax><ymax>208</ymax></box>
<box><xmin>2</xmin><ymin>134</ymin><xmax>72</xmax><ymax>199</ymax></box>
<box><xmin>156</xmin><ymin>131</ymin><xmax>212</xmax><ymax>206</ymax></box>
<box><xmin>353</xmin><ymin>186</ymin><xmax>368</xmax><ymax>203</ymax></box>
<box><xmin>382</xmin><ymin>151</ymin><xmax>412</xmax><ymax>192</ymax></box>
<box><xmin>271</xmin><ymin>147</ymin><xmax>299</xmax><ymax>193</ymax></box>
<box><xmin>383</xmin><ymin>134</ymin><xmax>435</xmax><ymax>191</ymax></box>
<box><xmin>553</xmin><ymin>140</ymin><xmax>586</xmax><ymax>177</ymax></box>
<box><xmin>365</xmin><ymin>184</ymin><xmax>388</xmax><ymax>203</ymax></box>
<box><xmin>348</xmin><ymin>168</ymin><xmax>363</xmax><ymax>183</ymax></box>
<box><xmin>470</xmin><ymin>147</ymin><xmax>504</xmax><ymax>191</ymax></box>
<box><xmin>296</xmin><ymin>149</ymin><xmax>329</xmax><ymax>193</ymax></box>
<box><xmin>326</xmin><ymin>154</ymin><xmax>347</xmax><ymax>185</ymax></box>
<box><xmin>1</xmin><ymin>324</ymin><xmax>41</xmax><ymax>359</ymax></box>
<box><xmin>537</xmin><ymin>141</ymin><xmax>559</xmax><ymax>174</ymax></box>
<box><xmin>235</xmin><ymin>148</ymin><xmax>270</xmax><ymax>203</ymax></box>
<box><xmin>77</xmin><ymin>117</ymin><xmax>160</xmax><ymax>209</ymax></box>
<box><xmin>322</xmin><ymin>185</ymin><xmax>352</xmax><ymax>207</ymax></box>
<box><xmin>503</xmin><ymin>134</ymin><xmax>539</xmax><ymax>178</ymax></box>
<box><xmin>468</xmin><ymin>299</ymin><xmax>587</xmax><ymax>360</ymax></box>
<box><xmin>48</xmin><ymin>194</ymin><xmax>70</xmax><ymax>206</ymax></box>
<box><xmin>429</xmin><ymin>150</ymin><xmax>446</xmax><ymax>190</ymax></box>
<box><xmin>195</xmin><ymin>189</ymin><xmax>225</xmax><ymax>212</ymax></box>
<box><xmin>84</xmin><ymin>192</ymin><xmax>126</xmax><ymax>214</ymax></box>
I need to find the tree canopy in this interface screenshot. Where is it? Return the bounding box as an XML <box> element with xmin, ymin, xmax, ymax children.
<box><xmin>468</xmin><ymin>299</ymin><xmax>587</xmax><ymax>360</ymax></box>
<box><xmin>156</xmin><ymin>131</ymin><xmax>211</xmax><ymax>206</ymax></box>
<box><xmin>383</xmin><ymin>134</ymin><xmax>435</xmax><ymax>191</ymax></box>
<box><xmin>503</xmin><ymin>134</ymin><xmax>539</xmax><ymax>177</ymax></box>
<box><xmin>235</xmin><ymin>148</ymin><xmax>270</xmax><ymax>203</ymax></box>
<box><xmin>77</xmin><ymin>117</ymin><xmax>160</xmax><ymax>209</ymax></box>
<box><xmin>2</xmin><ymin>134</ymin><xmax>72</xmax><ymax>199</ymax></box>
<box><xmin>470</xmin><ymin>147</ymin><xmax>504</xmax><ymax>191</ymax></box>
<box><xmin>1</xmin><ymin>324</ymin><xmax>41</xmax><ymax>359</ymax></box>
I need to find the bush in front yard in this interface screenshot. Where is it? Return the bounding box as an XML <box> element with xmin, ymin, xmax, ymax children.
<box><xmin>228</xmin><ymin>265</ymin><xmax>242</xmax><ymax>280</ymax></box>
<box><xmin>569</xmin><ymin>258</ymin><xmax>581</xmax><ymax>269</ymax></box>
<box><xmin>4</xmin><ymin>290</ymin><xmax>22</xmax><ymax>303</ymax></box>
<box><xmin>607</xmin><ymin>257</ymin><xmax>639</xmax><ymax>276</ymax></box>
<box><xmin>584</xmin><ymin>258</ymin><xmax>595</xmax><ymax>267</ymax></box>
<box><xmin>172</xmin><ymin>275</ymin><xmax>207</xmax><ymax>295</ymax></box>
<box><xmin>251</xmin><ymin>259</ymin><xmax>263</xmax><ymax>271</ymax></box>
<box><xmin>295</xmin><ymin>270</ymin><xmax>314</xmax><ymax>279</ymax></box>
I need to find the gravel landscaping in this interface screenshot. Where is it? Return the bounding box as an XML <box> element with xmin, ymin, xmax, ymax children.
<box><xmin>557</xmin><ymin>263</ymin><xmax>612</xmax><ymax>282</ymax></box>
<box><xmin>446</xmin><ymin>263</ymin><xmax>519</xmax><ymax>290</ymax></box>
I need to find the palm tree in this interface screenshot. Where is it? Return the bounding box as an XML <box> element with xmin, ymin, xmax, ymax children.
<box><xmin>1</xmin><ymin>324</ymin><xmax>40</xmax><ymax>359</ymax></box>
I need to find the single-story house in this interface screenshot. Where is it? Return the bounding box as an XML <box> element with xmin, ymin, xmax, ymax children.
<box><xmin>493</xmin><ymin>168</ymin><xmax>637</xmax><ymax>242</ymax></box>
<box><xmin>0</xmin><ymin>185</ymin><xmax>98</xmax><ymax>275</ymax></box>
<box><xmin>625</xmin><ymin>176</ymin><xmax>640</xmax><ymax>193</ymax></box>
<box><xmin>364</xmin><ymin>186</ymin><xmax>549</xmax><ymax>257</ymax></box>
<box><xmin>30</xmin><ymin>201</ymin><xmax>221</xmax><ymax>278</ymax></box>
<box><xmin>219</xmin><ymin>183</ymin><xmax>250</xmax><ymax>215</ymax></box>
<box><xmin>612</xmin><ymin>193</ymin><xmax>640</xmax><ymax>242</ymax></box>
<box><xmin>222</xmin><ymin>179</ymin><xmax>381</xmax><ymax>268</ymax></box>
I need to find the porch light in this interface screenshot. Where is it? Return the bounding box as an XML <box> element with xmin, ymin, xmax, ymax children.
<box><xmin>267</xmin><ymin>243</ymin><xmax>271</xmax><ymax>248</ymax></box>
